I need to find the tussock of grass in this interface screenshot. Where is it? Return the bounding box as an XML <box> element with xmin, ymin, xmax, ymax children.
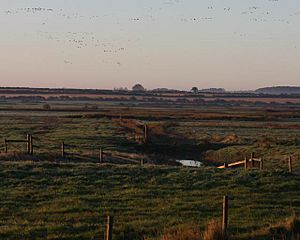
<box><xmin>267</xmin><ymin>212</ymin><xmax>298</xmax><ymax>239</ymax></box>
<box><xmin>159</xmin><ymin>219</ymin><xmax>226</xmax><ymax>240</ymax></box>
<box><xmin>250</xmin><ymin>212</ymin><xmax>300</xmax><ymax>240</ymax></box>
<box><xmin>160</xmin><ymin>226</ymin><xmax>202</xmax><ymax>240</ymax></box>
<box><xmin>203</xmin><ymin>219</ymin><xmax>226</xmax><ymax>240</ymax></box>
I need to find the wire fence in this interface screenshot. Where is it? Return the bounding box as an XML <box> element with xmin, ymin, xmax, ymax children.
<box><xmin>0</xmin><ymin>132</ymin><xmax>300</xmax><ymax>176</ymax></box>
<box><xmin>67</xmin><ymin>196</ymin><xmax>296</xmax><ymax>240</ymax></box>
<box><xmin>0</xmin><ymin>134</ymin><xmax>145</xmax><ymax>165</ymax></box>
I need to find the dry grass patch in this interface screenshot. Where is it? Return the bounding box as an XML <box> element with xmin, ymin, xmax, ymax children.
<box><xmin>203</xmin><ymin>219</ymin><xmax>226</xmax><ymax>240</ymax></box>
<box><xmin>160</xmin><ymin>226</ymin><xmax>202</xmax><ymax>240</ymax></box>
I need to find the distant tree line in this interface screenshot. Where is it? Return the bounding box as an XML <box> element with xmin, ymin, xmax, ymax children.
<box><xmin>1</xmin><ymin>95</ymin><xmax>299</xmax><ymax>108</ymax></box>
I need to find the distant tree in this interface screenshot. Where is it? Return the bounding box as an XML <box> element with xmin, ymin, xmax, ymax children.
<box><xmin>132</xmin><ymin>84</ymin><xmax>145</xmax><ymax>92</ymax></box>
<box><xmin>191</xmin><ymin>87</ymin><xmax>199</xmax><ymax>94</ymax></box>
<box><xmin>42</xmin><ymin>103</ymin><xmax>51</xmax><ymax>110</ymax></box>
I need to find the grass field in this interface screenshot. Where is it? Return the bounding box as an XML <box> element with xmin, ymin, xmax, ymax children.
<box><xmin>0</xmin><ymin>98</ymin><xmax>300</xmax><ymax>239</ymax></box>
<box><xmin>0</xmin><ymin>106</ymin><xmax>299</xmax><ymax>169</ymax></box>
<box><xmin>0</xmin><ymin>162</ymin><xmax>299</xmax><ymax>240</ymax></box>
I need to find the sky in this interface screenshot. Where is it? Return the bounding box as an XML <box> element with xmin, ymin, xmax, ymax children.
<box><xmin>0</xmin><ymin>0</ymin><xmax>299</xmax><ymax>91</ymax></box>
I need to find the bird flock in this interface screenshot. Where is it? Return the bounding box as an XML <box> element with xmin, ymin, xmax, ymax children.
<box><xmin>1</xmin><ymin>0</ymin><xmax>300</xmax><ymax>66</ymax></box>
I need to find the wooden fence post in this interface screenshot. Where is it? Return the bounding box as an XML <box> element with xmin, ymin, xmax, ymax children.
<box><xmin>141</xmin><ymin>158</ymin><xmax>144</xmax><ymax>166</ymax></box>
<box><xmin>30</xmin><ymin>134</ymin><xmax>33</xmax><ymax>155</ymax></box>
<box><xmin>251</xmin><ymin>152</ymin><xmax>255</xmax><ymax>168</ymax></box>
<box><xmin>99</xmin><ymin>148</ymin><xmax>103</xmax><ymax>163</ymax></box>
<box><xmin>61</xmin><ymin>142</ymin><xmax>65</xmax><ymax>158</ymax></box>
<box><xmin>260</xmin><ymin>158</ymin><xmax>264</xmax><ymax>170</ymax></box>
<box><xmin>222</xmin><ymin>195</ymin><xmax>228</xmax><ymax>237</ymax></box>
<box><xmin>105</xmin><ymin>215</ymin><xmax>114</xmax><ymax>240</ymax></box>
<box><xmin>244</xmin><ymin>156</ymin><xmax>248</xmax><ymax>169</ymax></box>
<box><xmin>224</xmin><ymin>162</ymin><xmax>228</xmax><ymax>169</ymax></box>
<box><xmin>288</xmin><ymin>156</ymin><xmax>293</xmax><ymax>173</ymax></box>
<box><xmin>4</xmin><ymin>139</ymin><xmax>8</xmax><ymax>153</ymax></box>
<box><xmin>144</xmin><ymin>124</ymin><xmax>148</xmax><ymax>143</ymax></box>
<box><xmin>27</xmin><ymin>134</ymin><xmax>31</xmax><ymax>154</ymax></box>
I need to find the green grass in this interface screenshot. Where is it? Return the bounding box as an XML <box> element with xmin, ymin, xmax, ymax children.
<box><xmin>0</xmin><ymin>111</ymin><xmax>299</xmax><ymax>170</ymax></box>
<box><xmin>0</xmin><ymin>116</ymin><xmax>137</xmax><ymax>160</ymax></box>
<box><xmin>0</xmin><ymin>102</ymin><xmax>300</xmax><ymax>239</ymax></box>
<box><xmin>0</xmin><ymin>162</ymin><xmax>299</xmax><ymax>240</ymax></box>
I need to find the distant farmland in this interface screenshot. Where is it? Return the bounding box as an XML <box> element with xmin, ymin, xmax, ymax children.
<box><xmin>0</xmin><ymin>88</ymin><xmax>300</xmax><ymax>239</ymax></box>
<box><xmin>1</xmin><ymin>92</ymin><xmax>300</xmax><ymax>104</ymax></box>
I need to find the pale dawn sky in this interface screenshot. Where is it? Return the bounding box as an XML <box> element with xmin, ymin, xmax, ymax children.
<box><xmin>0</xmin><ymin>0</ymin><xmax>299</xmax><ymax>90</ymax></box>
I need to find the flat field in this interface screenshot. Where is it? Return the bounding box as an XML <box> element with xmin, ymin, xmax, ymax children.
<box><xmin>0</xmin><ymin>98</ymin><xmax>300</xmax><ymax>239</ymax></box>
